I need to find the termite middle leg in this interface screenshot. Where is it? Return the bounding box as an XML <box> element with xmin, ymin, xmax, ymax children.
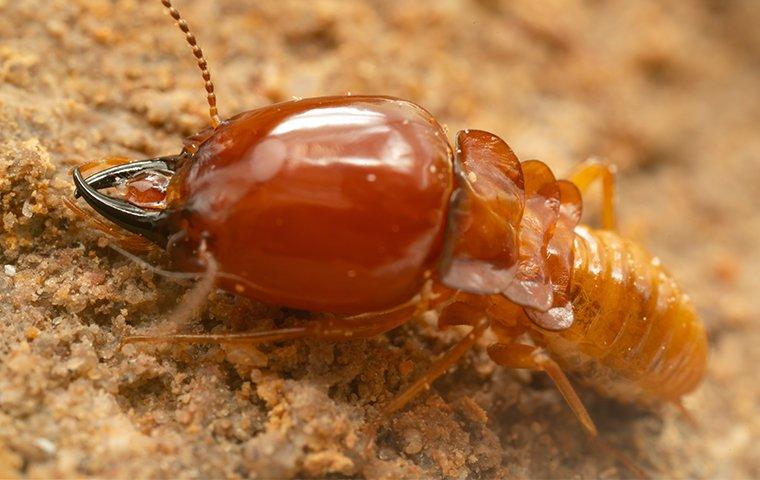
<box><xmin>568</xmin><ymin>159</ymin><xmax>618</xmax><ymax>231</ymax></box>
<box><xmin>363</xmin><ymin>315</ymin><xmax>489</xmax><ymax>453</ymax></box>
<box><xmin>375</xmin><ymin>315</ymin><xmax>490</xmax><ymax>422</ymax></box>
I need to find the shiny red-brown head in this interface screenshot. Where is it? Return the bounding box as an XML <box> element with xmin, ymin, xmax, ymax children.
<box><xmin>75</xmin><ymin>96</ymin><xmax>454</xmax><ymax>313</ymax></box>
<box><xmin>167</xmin><ymin>95</ymin><xmax>455</xmax><ymax>312</ymax></box>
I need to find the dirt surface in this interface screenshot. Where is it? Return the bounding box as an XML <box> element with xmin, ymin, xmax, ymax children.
<box><xmin>1</xmin><ymin>0</ymin><xmax>758</xmax><ymax>478</ymax></box>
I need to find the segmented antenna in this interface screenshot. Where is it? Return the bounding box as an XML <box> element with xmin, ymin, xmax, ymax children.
<box><xmin>160</xmin><ymin>0</ymin><xmax>221</xmax><ymax>129</ymax></box>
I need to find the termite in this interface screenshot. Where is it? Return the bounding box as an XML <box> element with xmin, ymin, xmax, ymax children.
<box><xmin>70</xmin><ymin>0</ymin><xmax>708</xmax><ymax>474</ymax></box>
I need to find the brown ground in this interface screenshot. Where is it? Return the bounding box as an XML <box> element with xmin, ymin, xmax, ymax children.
<box><xmin>1</xmin><ymin>0</ymin><xmax>758</xmax><ymax>478</ymax></box>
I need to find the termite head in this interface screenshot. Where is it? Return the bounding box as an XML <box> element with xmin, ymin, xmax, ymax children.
<box><xmin>71</xmin><ymin>0</ymin><xmax>221</xmax><ymax>249</ymax></box>
<box><xmin>72</xmin><ymin>156</ymin><xmax>181</xmax><ymax>245</ymax></box>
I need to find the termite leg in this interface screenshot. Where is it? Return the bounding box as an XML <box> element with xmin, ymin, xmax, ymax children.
<box><xmin>568</xmin><ymin>159</ymin><xmax>618</xmax><ymax>231</ymax></box>
<box><xmin>674</xmin><ymin>399</ymin><xmax>699</xmax><ymax>428</ymax></box>
<box><xmin>488</xmin><ymin>343</ymin><xmax>598</xmax><ymax>435</ymax></box>
<box><xmin>488</xmin><ymin>343</ymin><xmax>649</xmax><ymax>478</ymax></box>
<box><xmin>123</xmin><ymin>313</ymin><xmax>411</xmax><ymax>346</ymax></box>
<box><xmin>122</xmin><ymin>292</ymin><xmax>427</xmax><ymax>346</ymax></box>
<box><xmin>380</xmin><ymin>316</ymin><xmax>488</xmax><ymax>420</ymax></box>
<box><xmin>363</xmin><ymin>316</ymin><xmax>489</xmax><ymax>452</ymax></box>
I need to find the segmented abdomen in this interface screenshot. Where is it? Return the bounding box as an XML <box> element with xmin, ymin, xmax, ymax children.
<box><xmin>534</xmin><ymin>226</ymin><xmax>708</xmax><ymax>404</ymax></box>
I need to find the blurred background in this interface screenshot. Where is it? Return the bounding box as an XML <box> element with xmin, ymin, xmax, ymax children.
<box><xmin>0</xmin><ymin>0</ymin><xmax>757</xmax><ymax>478</ymax></box>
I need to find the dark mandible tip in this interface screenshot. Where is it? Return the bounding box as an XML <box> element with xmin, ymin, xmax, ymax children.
<box><xmin>72</xmin><ymin>159</ymin><xmax>175</xmax><ymax>246</ymax></box>
<box><xmin>72</xmin><ymin>157</ymin><xmax>179</xmax><ymax>198</ymax></box>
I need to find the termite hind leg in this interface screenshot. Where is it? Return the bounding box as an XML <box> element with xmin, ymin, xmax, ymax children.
<box><xmin>568</xmin><ymin>159</ymin><xmax>618</xmax><ymax>231</ymax></box>
<box><xmin>488</xmin><ymin>343</ymin><xmax>599</xmax><ymax>436</ymax></box>
<box><xmin>363</xmin><ymin>317</ymin><xmax>489</xmax><ymax>454</ymax></box>
<box><xmin>487</xmin><ymin>343</ymin><xmax>650</xmax><ymax>478</ymax></box>
<box><xmin>674</xmin><ymin>398</ymin><xmax>699</xmax><ymax>428</ymax></box>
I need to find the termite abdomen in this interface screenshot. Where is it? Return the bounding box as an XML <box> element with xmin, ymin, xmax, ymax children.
<box><xmin>533</xmin><ymin>226</ymin><xmax>708</xmax><ymax>404</ymax></box>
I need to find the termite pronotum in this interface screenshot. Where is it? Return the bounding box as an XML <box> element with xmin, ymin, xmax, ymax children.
<box><xmin>70</xmin><ymin>1</ymin><xmax>707</xmax><ymax>475</ymax></box>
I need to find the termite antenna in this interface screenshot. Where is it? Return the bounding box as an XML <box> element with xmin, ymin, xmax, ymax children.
<box><xmin>160</xmin><ymin>0</ymin><xmax>221</xmax><ymax>129</ymax></box>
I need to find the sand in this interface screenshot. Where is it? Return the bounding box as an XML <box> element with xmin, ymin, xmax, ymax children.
<box><xmin>1</xmin><ymin>0</ymin><xmax>758</xmax><ymax>478</ymax></box>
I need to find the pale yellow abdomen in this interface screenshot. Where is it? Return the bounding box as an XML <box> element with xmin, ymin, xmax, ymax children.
<box><xmin>533</xmin><ymin>226</ymin><xmax>708</xmax><ymax>405</ymax></box>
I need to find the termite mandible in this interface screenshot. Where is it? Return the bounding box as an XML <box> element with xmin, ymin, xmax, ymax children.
<box><xmin>70</xmin><ymin>0</ymin><xmax>707</xmax><ymax>474</ymax></box>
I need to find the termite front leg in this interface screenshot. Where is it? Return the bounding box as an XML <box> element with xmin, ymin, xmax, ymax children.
<box><xmin>122</xmin><ymin>290</ymin><xmax>429</xmax><ymax>346</ymax></box>
<box><xmin>568</xmin><ymin>159</ymin><xmax>618</xmax><ymax>231</ymax></box>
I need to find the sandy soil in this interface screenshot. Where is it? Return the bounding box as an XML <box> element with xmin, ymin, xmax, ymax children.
<box><xmin>1</xmin><ymin>0</ymin><xmax>758</xmax><ymax>478</ymax></box>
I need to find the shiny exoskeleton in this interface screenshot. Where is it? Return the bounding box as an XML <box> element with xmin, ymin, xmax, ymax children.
<box><xmin>70</xmin><ymin>0</ymin><xmax>707</xmax><ymax>472</ymax></box>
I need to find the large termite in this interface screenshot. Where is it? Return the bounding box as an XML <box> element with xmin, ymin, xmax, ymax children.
<box><xmin>70</xmin><ymin>0</ymin><xmax>708</xmax><ymax>474</ymax></box>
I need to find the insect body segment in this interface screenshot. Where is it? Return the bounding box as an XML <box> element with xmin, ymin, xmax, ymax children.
<box><xmin>167</xmin><ymin>96</ymin><xmax>453</xmax><ymax>313</ymax></box>
<box><xmin>539</xmin><ymin>226</ymin><xmax>708</xmax><ymax>404</ymax></box>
